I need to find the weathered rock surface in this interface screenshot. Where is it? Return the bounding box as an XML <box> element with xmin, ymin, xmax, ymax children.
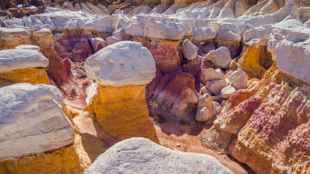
<box><xmin>195</xmin><ymin>94</ymin><xmax>218</xmax><ymax>122</ymax></box>
<box><xmin>85</xmin><ymin>41</ymin><xmax>156</xmax><ymax>86</ymax></box>
<box><xmin>32</xmin><ymin>28</ymin><xmax>71</xmax><ymax>85</ymax></box>
<box><xmin>228</xmin><ymin>81</ymin><xmax>310</xmax><ymax>174</ymax></box>
<box><xmin>206</xmin><ymin>47</ymin><xmax>232</xmax><ymax>69</ymax></box>
<box><xmin>0</xmin><ymin>145</ymin><xmax>83</xmax><ymax>174</ymax></box>
<box><xmin>201</xmin><ymin>66</ymin><xmax>310</xmax><ymax>173</ymax></box>
<box><xmin>88</xmin><ymin>84</ymin><xmax>158</xmax><ymax>141</ymax></box>
<box><xmin>86</xmin><ymin>41</ymin><xmax>158</xmax><ymax>141</ymax></box>
<box><xmin>144</xmin><ymin>39</ymin><xmax>181</xmax><ymax>73</ymax></box>
<box><xmin>270</xmin><ymin>40</ymin><xmax>310</xmax><ymax>85</ymax></box>
<box><xmin>182</xmin><ymin>39</ymin><xmax>198</xmax><ymax>60</ymax></box>
<box><xmin>147</xmin><ymin>72</ymin><xmax>198</xmax><ymax>122</ymax></box>
<box><xmin>226</xmin><ymin>69</ymin><xmax>248</xmax><ymax>90</ymax></box>
<box><xmin>238</xmin><ymin>40</ymin><xmax>271</xmax><ymax>78</ymax></box>
<box><xmin>0</xmin><ymin>47</ymin><xmax>49</xmax><ymax>84</ymax></box>
<box><xmin>0</xmin><ymin>83</ymin><xmax>74</xmax><ymax>160</ymax></box>
<box><xmin>55</xmin><ymin>30</ymin><xmax>106</xmax><ymax>62</ymax></box>
<box><xmin>205</xmin><ymin>79</ymin><xmax>228</xmax><ymax>95</ymax></box>
<box><xmin>221</xmin><ymin>85</ymin><xmax>236</xmax><ymax>99</ymax></box>
<box><xmin>0</xmin><ymin>48</ymin><xmax>48</xmax><ymax>73</ymax></box>
<box><xmin>0</xmin><ymin>28</ymin><xmax>32</xmax><ymax>49</ymax></box>
<box><xmin>86</xmin><ymin>138</ymin><xmax>233</xmax><ymax>174</ymax></box>
<box><xmin>201</xmin><ymin>68</ymin><xmax>224</xmax><ymax>83</ymax></box>
<box><xmin>1</xmin><ymin>0</ymin><xmax>310</xmax><ymax>174</ymax></box>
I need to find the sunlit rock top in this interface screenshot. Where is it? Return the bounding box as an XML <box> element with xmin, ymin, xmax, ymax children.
<box><xmin>0</xmin><ymin>83</ymin><xmax>74</xmax><ymax>161</ymax></box>
<box><xmin>86</xmin><ymin>137</ymin><xmax>233</xmax><ymax>174</ymax></box>
<box><xmin>85</xmin><ymin>41</ymin><xmax>156</xmax><ymax>86</ymax></box>
<box><xmin>0</xmin><ymin>48</ymin><xmax>48</xmax><ymax>73</ymax></box>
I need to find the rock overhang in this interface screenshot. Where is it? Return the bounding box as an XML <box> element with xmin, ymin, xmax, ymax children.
<box><xmin>85</xmin><ymin>41</ymin><xmax>156</xmax><ymax>87</ymax></box>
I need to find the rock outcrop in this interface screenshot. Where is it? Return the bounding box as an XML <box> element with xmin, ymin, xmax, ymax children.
<box><xmin>1</xmin><ymin>0</ymin><xmax>310</xmax><ymax>173</ymax></box>
<box><xmin>0</xmin><ymin>47</ymin><xmax>49</xmax><ymax>84</ymax></box>
<box><xmin>86</xmin><ymin>138</ymin><xmax>233</xmax><ymax>174</ymax></box>
<box><xmin>0</xmin><ymin>83</ymin><xmax>73</xmax><ymax>160</ymax></box>
<box><xmin>85</xmin><ymin>41</ymin><xmax>158</xmax><ymax>141</ymax></box>
<box><xmin>0</xmin><ymin>83</ymin><xmax>84</xmax><ymax>174</ymax></box>
<box><xmin>0</xmin><ymin>28</ymin><xmax>32</xmax><ymax>49</ymax></box>
<box><xmin>201</xmin><ymin>67</ymin><xmax>310</xmax><ymax>174</ymax></box>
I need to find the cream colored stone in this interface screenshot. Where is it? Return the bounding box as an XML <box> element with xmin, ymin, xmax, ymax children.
<box><xmin>85</xmin><ymin>41</ymin><xmax>156</xmax><ymax>87</ymax></box>
<box><xmin>0</xmin><ymin>83</ymin><xmax>74</xmax><ymax>161</ymax></box>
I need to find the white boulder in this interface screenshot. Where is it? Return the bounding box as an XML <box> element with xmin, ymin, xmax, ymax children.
<box><xmin>206</xmin><ymin>47</ymin><xmax>232</xmax><ymax>69</ymax></box>
<box><xmin>0</xmin><ymin>84</ymin><xmax>74</xmax><ymax>161</ymax></box>
<box><xmin>86</xmin><ymin>138</ymin><xmax>232</xmax><ymax>174</ymax></box>
<box><xmin>85</xmin><ymin>41</ymin><xmax>156</xmax><ymax>86</ymax></box>
<box><xmin>0</xmin><ymin>48</ymin><xmax>48</xmax><ymax>73</ymax></box>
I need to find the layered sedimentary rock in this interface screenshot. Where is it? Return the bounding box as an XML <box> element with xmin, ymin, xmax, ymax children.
<box><xmin>31</xmin><ymin>28</ymin><xmax>71</xmax><ymax>85</ymax></box>
<box><xmin>0</xmin><ymin>27</ymin><xmax>71</xmax><ymax>85</ymax></box>
<box><xmin>0</xmin><ymin>83</ymin><xmax>84</xmax><ymax>174</ymax></box>
<box><xmin>85</xmin><ymin>41</ymin><xmax>158</xmax><ymax>141</ymax></box>
<box><xmin>86</xmin><ymin>138</ymin><xmax>233</xmax><ymax>174</ymax></box>
<box><xmin>202</xmin><ymin>67</ymin><xmax>310</xmax><ymax>173</ymax></box>
<box><xmin>0</xmin><ymin>83</ymin><xmax>73</xmax><ymax>160</ymax></box>
<box><xmin>0</xmin><ymin>28</ymin><xmax>32</xmax><ymax>49</ymax></box>
<box><xmin>1</xmin><ymin>0</ymin><xmax>310</xmax><ymax>173</ymax></box>
<box><xmin>229</xmin><ymin>82</ymin><xmax>310</xmax><ymax>174</ymax></box>
<box><xmin>0</xmin><ymin>47</ymin><xmax>49</xmax><ymax>84</ymax></box>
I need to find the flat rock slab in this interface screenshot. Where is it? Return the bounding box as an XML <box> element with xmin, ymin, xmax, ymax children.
<box><xmin>0</xmin><ymin>83</ymin><xmax>74</xmax><ymax>161</ymax></box>
<box><xmin>0</xmin><ymin>48</ymin><xmax>48</xmax><ymax>73</ymax></box>
<box><xmin>86</xmin><ymin>137</ymin><xmax>232</xmax><ymax>174</ymax></box>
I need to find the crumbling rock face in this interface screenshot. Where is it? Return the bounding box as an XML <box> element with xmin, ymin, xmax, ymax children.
<box><xmin>201</xmin><ymin>68</ymin><xmax>310</xmax><ymax>174</ymax></box>
<box><xmin>229</xmin><ymin>83</ymin><xmax>310</xmax><ymax>174</ymax></box>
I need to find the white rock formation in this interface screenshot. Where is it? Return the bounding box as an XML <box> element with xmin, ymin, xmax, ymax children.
<box><xmin>85</xmin><ymin>41</ymin><xmax>156</xmax><ymax>86</ymax></box>
<box><xmin>86</xmin><ymin>138</ymin><xmax>232</xmax><ymax>174</ymax></box>
<box><xmin>0</xmin><ymin>48</ymin><xmax>49</xmax><ymax>73</ymax></box>
<box><xmin>270</xmin><ymin>40</ymin><xmax>310</xmax><ymax>85</ymax></box>
<box><xmin>0</xmin><ymin>83</ymin><xmax>74</xmax><ymax>161</ymax></box>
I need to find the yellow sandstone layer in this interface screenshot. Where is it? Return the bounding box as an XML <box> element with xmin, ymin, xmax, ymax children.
<box><xmin>238</xmin><ymin>43</ymin><xmax>272</xmax><ymax>78</ymax></box>
<box><xmin>0</xmin><ymin>145</ymin><xmax>83</xmax><ymax>174</ymax></box>
<box><xmin>0</xmin><ymin>68</ymin><xmax>49</xmax><ymax>85</ymax></box>
<box><xmin>89</xmin><ymin>84</ymin><xmax>158</xmax><ymax>142</ymax></box>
